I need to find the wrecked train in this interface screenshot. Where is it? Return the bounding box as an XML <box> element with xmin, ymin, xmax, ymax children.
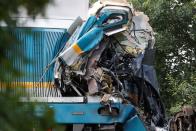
<box><xmin>1</xmin><ymin>0</ymin><xmax>171</xmax><ymax>130</ymax></box>
<box><xmin>1</xmin><ymin>0</ymin><xmax>195</xmax><ymax>130</ymax></box>
<box><xmin>52</xmin><ymin>0</ymin><xmax>166</xmax><ymax>130</ymax></box>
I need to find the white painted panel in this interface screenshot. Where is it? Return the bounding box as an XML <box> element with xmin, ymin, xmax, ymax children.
<box><xmin>12</xmin><ymin>0</ymin><xmax>89</xmax><ymax>28</ymax></box>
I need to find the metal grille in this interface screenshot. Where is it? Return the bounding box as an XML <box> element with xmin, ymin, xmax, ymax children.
<box><xmin>0</xmin><ymin>28</ymin><xmax>69</xmax><ymax>97</ymax></box>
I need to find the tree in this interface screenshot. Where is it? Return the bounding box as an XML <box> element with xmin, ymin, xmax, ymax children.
<box><xmin>130</xmin><ymin>0</ymin><xmax>196</xmax><ymax>114</ymax></box>
<box><xmin>0</xmin><ymin>0</ymin><xmax>55</xmax><ymax>130</ymax></box>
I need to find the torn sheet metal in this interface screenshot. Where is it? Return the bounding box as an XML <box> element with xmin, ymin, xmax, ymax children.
<box><xmin>85</xmin><ymin>39</ymin><xmax>108</xmax><ymax>94</ymax></box>
<box><xmin>88</xmin><ymin>0</ymin><xmax>133</xmax><ymax>16</ymax></box>
<box><xmin>129</xmin><ymin>12</ymin><xmax>155</xmax><ymax>49</ymax></box>
<box><xmin>59</xmin><ymin>27</ymin><xmax>104</xmax><ymax>66</ymax></box>
<box><xmin>53</xmin><ymin>0</ymin><xmax>166</xmax><ymax>130</ymax></box>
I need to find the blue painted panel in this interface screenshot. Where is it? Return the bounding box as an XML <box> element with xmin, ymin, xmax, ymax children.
<box><xmin>11</xmin><ymin>28</ymin><xmax>69</xmax><ymax>83</ymax></box>
<box><xmin>78</xmin><ymin>16</ymin><xmax>97</xmax><ymax>39</ymax></box>
<box><xmin>48</xmin><ymin>103</ymin><xmax>136</xmax><ymax>124</ymax></box>
<box><xmin>77</xmin><ymin>27</ymin><xmax>104</xmax><ymax>52</ymax></box>
<box><xmin>124</xmin><ymin>115</ymin><xmax>146</xmax><ymax>131</ymax></box>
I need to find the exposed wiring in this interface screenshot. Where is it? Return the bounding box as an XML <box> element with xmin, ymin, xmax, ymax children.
<box><xmin>131</xmin><ymin>21</ymin><xmax>142</xmax><ymax>45</ymax></box>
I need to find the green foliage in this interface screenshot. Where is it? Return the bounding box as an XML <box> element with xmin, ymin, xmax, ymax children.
<box><xmin>165</xmin><ymin>73</ymin><xmax>196</xmax><ymax>114</ymax></box>
<box><xmin>130</xmin><ymin>0</ymin><xmax>196</xmax><ymax>114</ymax></box>
<box><xmin>0</xmin><ymin>0</ymin><xmax>51</xmax><ymax>21</ymax></box>
<box><xmin>0</xmin><ymin>0</ymin><xmax>52</xmax><ymax>81</ymax></box>
<box><xmin>0</xmin><ymin>91</ymin><xmax>55</xmax><ymax>131</ymax></box>
<box><xmin>0</xmin><ymin>0</ymin><xmax>55</xmax><ymax>130</ymax></box>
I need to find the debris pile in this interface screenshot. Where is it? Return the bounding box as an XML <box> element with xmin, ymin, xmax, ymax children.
<box><xmin>54</xmin><ymin>0</ymin><xmax>166</xmax><ymax>130</ymax></box>
<box><xmin>169</xmin><ymin>106</ymin><xmax>196</xmax><ymax>131</ymax></box>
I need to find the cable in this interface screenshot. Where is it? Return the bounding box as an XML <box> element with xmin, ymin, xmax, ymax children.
<box><xmin>34</xmin><ymin>34</ymin><xmax>68</xmax><ymax>97</ymax></box>
<box><xmin>131</xmin><ymin>21</ymin><xmax>142</xmax><ymax>45</ymax></box>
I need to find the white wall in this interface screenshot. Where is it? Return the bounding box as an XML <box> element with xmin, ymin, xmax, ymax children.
<box><xmin>15</xmin><ymin>0</ymin><xmax>89</xmax><ymax>28</ymax></box>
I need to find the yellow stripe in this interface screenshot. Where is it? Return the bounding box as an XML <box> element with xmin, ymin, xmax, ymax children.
<box><xmin>72</xmin><ymin>43</ymin><xmax>82</xmax><ymax>54</ymax></box>
<box><xmin>0</xmin><ymin>82</ymin><xmax>53</xmax><ymax>88</ymax></box>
